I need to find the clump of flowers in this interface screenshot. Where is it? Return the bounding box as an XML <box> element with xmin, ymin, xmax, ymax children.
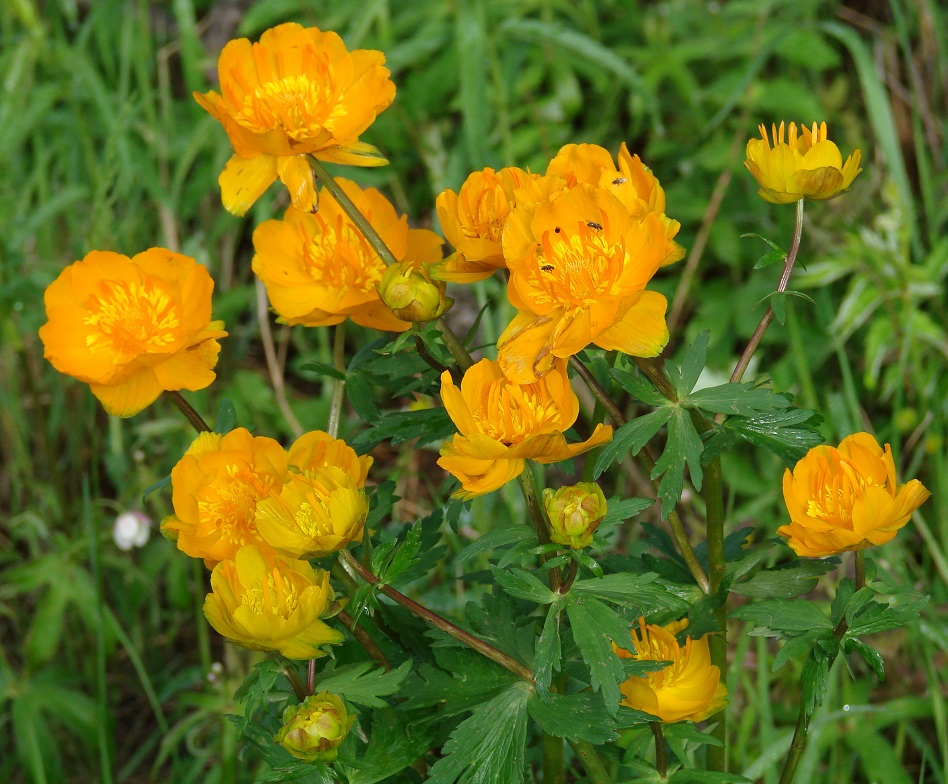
<box><xmin>744</xmin><ymin>121</ymin><xmax>862</xmax><ymax>204</ymax></box>
<box><xmin>203</xmin><ymin>545</ymin><xmax>343</xmax><ymax>660</ymax></box>
<box><xmin>194</xmin><ymin>22</ymin><xmax>396</xmax><ymax>215</ymax></box>
<box><xmin>39</xmin><ymin>248</ymin><xmax>227</xmax><ymax>417</ymax></box>
<box><xmin>614</xmin><ymin>617</ymin><xmax>727</xmax><ymax>723</ymax></box>
<box><xmin>252</xmin><ymin>179</ymin><xmax>443</xmax><ymax>331</ymax></box>
<box><xmin>779</xmin><ymin>432</ymin><xmax>930</xmax><ymax>557</ymax></box>
<box><xmin>275</xmin><ymin>692</ymin><xmax>355</xmax><ymax>762</ymax></box>
<box><xmin>438</xmin><ymin>358</ymin><xmax>612</xmax><ymax>498</ymax></box>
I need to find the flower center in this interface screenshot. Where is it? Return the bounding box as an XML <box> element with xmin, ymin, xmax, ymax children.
<box><xmin>300</xmin><ymin>215</ymin><xmax>382</xmax><ymax>292</ymax></box>
<box><xmin>198</xmin><ymin>464</ymin><xmax>270</xmax><ymax>547</ymax></box>
<box><xmin>532</xmin><ymin>221</ymin><xmax>621</xmax><ymax>307</ymax></box>
<box><xmin>84</xmin><ymin>279</ymin><xmax>180</xmax><ymax>358</ymax></box>
<box><xmin>242</xmin><ymin>567</ymin><xmax>300</xmax><ymax>618</ymax></box>
<box><xmin>477</xmin><ymin>377</ymin><xmax>563</xmax><ymax>443</ymax></box>
<box><xmin>235</xmin><ymin>72</ymin><xmax>346</xmax><ymax>140</ymax></box>
<box><xmin>805</xmin><ymin>459</ymin><xmax>870</xmax><ymax>530</ymax></box>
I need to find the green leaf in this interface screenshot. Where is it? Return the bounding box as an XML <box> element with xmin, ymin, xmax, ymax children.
<box><xmin>668</xmin><ymin>771</ymin><xmax>753</xmax><ymax>783</ymax></box>
<box><xmin>345</xmin><ymin>708</ymin><xmax>434</xmax><ymax>784</ymax></box>
<box><xmin>404</xmin><ymin>648</ymin><xmax>515</xmax><ymax>716</ymax></box>
<box><xmin>801</xmin><ymin>642</ymin><xmax>838</xmax><ymax>717</ymax></box>
<box><xmin>652</xmin><ymin>408</ymin><xmax>705</xmax><ymax>516</ymax></box>
<box><xmin>528</xmin><ymin>691</ymin><xmax>619</xmax><ymax>744</ymax></box>
<box><xmin>844</xmin><ymin>638</ymin><xmax>885</xmax><ymax>682</ymax></box>
<box><xmin>730</xmin><ymin>599</ymin><xmax>833</xmax><ymax>638</ymax></box>
<box><xmin>730</xmin><ymin>560</ymin><xmax>838</xmax><ymax>599</ymax></box>
<box><xmin>771</xmin><ymin>629</ymin><xmax>828</xmax><ymax>672</ymax></box>
<box><xmin>674</xmin><ymin>331</ymin><xmax>710</xmax><ymax>398</ymax></box>
<box><xmin>572</xmin><ymin>573</ymin><xmax>688</xmax><ymax>616</ymax></box>
<box><xmin>770</xmin><ymin>291</ymin><xmax>787</xmax><ymax>325</ymax></box>
<box><xmin>426</xmin><ymin>683</ymin><xmax>531</xmax><ymax>784</ymax></box>
<box><xmin>753</xmin><ymin>249</ymin><xmax>787</xmax><ymax>270</ymax></box>
<box><xmin>232</xmin><ymin>660</ymin><xmax>288</xmax><ymax>731</ymax></box>
<box><xmin>534</xmin><ymin>598</ymin><xmax>566</xmax><ymax>693</ymax></box>
<box><xmin>600</xmin><ymin>496</ymin><xmax>654</xmax><ymax>529</ymax></box>
<box><xmin>685</xmin><ymin>384</ymin><xmax>791</xmax><ymax>417</ymax></box>
<box><xmin>297</xmin><ymin>360</ymin><xmax>347</xmax><ymax>381</ymax></box>
<box><xmin>214</xmin><ymin>398</ymin><xmax>237</xmax><ymax>433</ymax></box>
<box><xmin>313</xmin><ymin>660</ymin><xmax>412</xmax><ymax>709</ymax></box>
<box><xmin>566</xmin><ymin>595</ymin><xmax>630</xmax><ymax>715</ymax></box>
<box><xmin>347</xmin><ymin>376</ymin><xmax>380</xmax><ymax>421</ymax></box>
<box><xmin>612</xmin><ymin>367</ymin><xmax>668</xmax><ymax>406</ymax></box>
<box><xmin>722</xmin><ymin>407</ymin><xmax>823</xmax><ymax>463</ymax></box>
<box><xmin>593</xmin><ymin>407</ymin><xmax>672</xmax><ymax>478</ymax></box>
<box><xmin>491</xmin><ymin>566</ymin><xmax>557</xmax><ymax>605</ymax></box>
<box><xmin>664</xmin><ymin>722</ymin><xmax>724</xmax><ymax>748</ymax></box>
<box><xmin>374</xmin><ymin>520</ymin><xmax>424</xmax><ymax>586</ymax></box>
<box><xmin>455</xmin><ymin>528</ymin><xmax>537</xmax><ymax>563</ymax></box>
<box><xmin>844</xmin><ymin>590</ymin><xmax>928</xmax><ymax>637</ymax></box>
<box><xmin>350</xmin><ymin>407</ymin><xmax>455</xmax><ymax>452</ymax></box>
<box><xmin>741</xmin><ymin>232</ymin><xmax>785</xmax><ymax>252</ymax></box>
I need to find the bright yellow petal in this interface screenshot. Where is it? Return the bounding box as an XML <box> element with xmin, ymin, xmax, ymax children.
<box><xmin>276</xmin><ymin>155</ymin><xmax>317</xmax><ymax>213</ymax></box>
<box><xmin>90</xmin><ymin>371</ymin><xmax>163</xmax><ymax>417</ymax></box>
<box><xmin>594</xmin><ymin>290</ymin><xmax>669</xmax><ymax>356</ymax></box>
<box><xmin>315</xmin><ymin>141</ymin><xmax>389</xmax><ymax>167</ymax></box>
<box><xmin>219</xmin><ymin>154</ymin><xmax>278</xmax><ymax>217</ymax></box>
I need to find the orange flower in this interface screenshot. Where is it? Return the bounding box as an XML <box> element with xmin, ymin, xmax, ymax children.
<box><xmin>778</xmin><ymin>432</ymin><xmax>930</xmax><ymax>558</ymax></box>
<box><xmin>195</xmin><ymin>23</ymin><xmax>396</xmax><ymax>216</ymax></box>
<box><xmin>546</xmin><ymin>143</ymin><xmax>684</xmax><ymax>265</ymax></box>
<box><xmin>252</xmin><ymin>178</ymin><xmax>443</xmax><ymax>331</ymax></box>
<box><xmin>614</xmin><ymin>618</ymin><xmax>727</xmax><ymax>723</ymax></box>
<box><xmin>287</xmin><ymin>430</ymin><xmax>373</xmax><ymax>488</ymax></box>
<box><xmin>497</xmin><ymin>184</ymin><xmax>670</xmax><ymax>384</ymax></box>
<box><xmin>161</xmin><ymin>428</ymin><xmax>288</xmax><ymax>568</ymax></box>
<box><xmin>39</xmin><ymin>249</ymin><xmax>227</xmax><ymax>417</ymax></box>
<box><xmin>203</xmin><ymin>545</ymin><xmax>343</xmax><ymax>659</ymax></box>
<box><xmin>744</xmin><ymin>122</ymin><xmax>862</xmax><ymax>204</ymax></box>
<box><xmin>438</xmin><ymin>358</ymin><xmax>612</xmax><ymax>498</ymax></box>
<box><xmin>434</xmin><ymin>167</ymin><xmax>543</xmax><ymax>282</ymax></box>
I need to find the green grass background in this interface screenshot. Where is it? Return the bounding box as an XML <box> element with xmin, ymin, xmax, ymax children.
<box><xmin>1</xmin><ymin>0</ymin><xmax>945</xmax><ymax>781</ymax></box>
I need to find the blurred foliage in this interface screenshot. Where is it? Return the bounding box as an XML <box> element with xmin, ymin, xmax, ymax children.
<box><xmin>0</xmin><ymin>0</ymin><xmax>945</xmax><ymax>781</ymax></box>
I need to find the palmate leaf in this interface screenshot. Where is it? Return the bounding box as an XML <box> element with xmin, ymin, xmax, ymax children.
<box><xmin>344</xmin><ymin>708</ymin><xmax>434</xmax><ymax>784</ymax></box>
<box><xmin>349</xmin><ymin>407</ymin><xmax>456</xmax><ymax>452</ymax></box>
<box><xmin>565</xmin><ymin>595</ymin><xmax>631</xmax><ymax>716</ymax></box>
<box><xmin>403</xmin><ymin>648</ymin><xmax>516</xmax><ymax>716</ymax></box>
<box><xmin>730</xmin><ymin>598</ymin><xmax>833</xmax><ymax>638</ymax></box>
<box><xmin>426</xmin><ymin>682</ymin><xmax>531</xmax><ymax>784</ymax></box>
<box><xmin>571</xmin><ymin>572</ymin><xmax>690</xmax><ymax>616</ymax></box>
<box><xmin>719</xmin><ymin>407</ymin><xmax>823</xmax><ymax>463</ymax></box>
<box><xmin>652</xmin><ymin>408</ymin><xmax>705</xmax><ymax>517</ymax></box>
<box><xmin>527</xmin><ymin>690</ymin><xmax>620</xmax><ymax>744</ymax></box>
<box><xmin>730</xmin><ymin>559</ymin><xmax>839</xmax><ymax>599</ymax></box>
<box><xmin>534</xmin><ymin>597</ymin><xmax>566</xmax><ymax>694</ymax></box>
<box><xmin>313</xmin><ymin>660</ymin><xmax>412</xmax><ymax>709</ymax></box>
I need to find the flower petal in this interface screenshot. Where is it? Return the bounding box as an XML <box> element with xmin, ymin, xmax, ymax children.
<box><xmin>219</xmin><ymin>153</ymin><xmax>278</xmax><ymax>216</ymax></box>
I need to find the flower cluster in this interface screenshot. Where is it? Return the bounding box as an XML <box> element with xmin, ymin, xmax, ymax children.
<box><xmin>161</xmin><ymin>427</ymin><xmax>370</xmax><ymax>658</ymax></box>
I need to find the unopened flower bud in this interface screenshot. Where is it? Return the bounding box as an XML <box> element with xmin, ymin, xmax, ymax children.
<box><xmin>274</xmin><ymin>692</ymin><xmax>354</xmax><ymax>763</ymax></box>
<box><xmin>378</xmin><ymin>260</ymin><xmax>453</xmax><ymax>322</ymax></box>
<box><xmin>543</xmin><ymin>483</ymin><xmax>607</xmax><ymax>549</ymax></box>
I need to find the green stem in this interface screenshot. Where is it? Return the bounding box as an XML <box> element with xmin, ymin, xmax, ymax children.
<box><xmin>327</xmin><ymin>322</ymin><xmax>347</xmax><ymax>439</ymax></box>
<box><xmin>165</xmin><ymin>390</ymin><xmax>211</xmax><ymax>433</ymax></box>
<box><xmin>339</xmin><ymin>550</ymin><xmax>534</xmax><ymax>683</ymax></box>
<box><xmin>568</xmin><ymin>739</ymin><xmax>611</xmax><ymax>784</ymax></box>
<box><xmin>284</xmin><ymin>666</ymin><xmax>307</xmax><ymax>702</ymax></box>
<box><xmin>337</xmin><ymin>609</ymin><xmax>391</xmax><ymax>671</ymax></box>
<box><xmin>308</xmin><ymin>156</ymin><xmax>474</xmax><ymax>372</ymax></box>
<box><xmin>730</xmin><ymin>198</ymin><xmax>805</xmax><ymax>384</ymax></box>
<box><xmin>780</xmin><ymin>550</ymin><xmax>866</xmax><ymax>783</ymax></box>
<box><xmin>652</xmin><ymin>722</ymin><xmax>667</xmax><ymax>778</ymax></box>
<box><xmin>569</xmin><ymin>357</ymin><xmax>711</xmax><ymax>593</ymax></box>
<box><xmin>705</xmin><ymin>456</ymin><xmax>727</xmax><ymax>771</ymax></box>
<box><xmin>542</xmin><ymin>729</ymin><xmax>565</xmax><ymax>784</ymax></box>
<box><xmin>517</xmin><ymin>468</ymin><xmax>563</xmax><ymax>592</ymax></box>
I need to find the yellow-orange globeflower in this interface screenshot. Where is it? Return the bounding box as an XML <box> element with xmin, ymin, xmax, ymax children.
<box><xmin>497</xmin><ymin>184</ymin><xmax>670</xmax><ymax>384</ymax></box>
<box><xmin>252</xmin><ymin>178</ymin><xmax>443</xmax><ymax>331</ymax></box>
<box><xmin>256</xmin><ymin>466</ymin><xmax>368</xmax><ymax>559</ymax></box>
<box><xmin>434</xmin><ymin>166</ymin><xmax>543</xmax><ymax>282</ymax></box>
<box><xmin>438</xmin><ymin>358</ymin><xmax>612</xmax><ymax>498</ymax></box>
<box><xmin>39</xmin><ymin>249</ymin><xmax>227</xmax><ymax>417</ymax></box>
<box><xmin>546</xmin><ymin>143</ymin><xmax>684</xmax><ymax>266</ymax></box>
<box><xmin>195</xmin><ymin>23</ymin><xmax>396</xmax><ymax>216</ymax></box>
<box><xmin>161</xmin><ymin>428</ymin><xmax>288</xmax><ymax>568</ymax></box>
<box><xmin>778</xmin><ymin>432</ymin><xmax>930</xmax><ymax>558</ymax></box>
<box><xmin>614</xmin><ymin>618</ymin><xmax>727</xmax><ymax>723</ymax></box>
<box><xmin>744</xmin><ymin>121</ymin><xmax>862</xmax><ymax>204</ymax></box>
<box><xmin>203</xmin><ymin>545</ymin><xmax>343</xmax><ymax>659</ymax></box>
<box><xmin>287</xmin><ymin>430</ymin><xmax>373</xmax><ymax>488</ymax></box>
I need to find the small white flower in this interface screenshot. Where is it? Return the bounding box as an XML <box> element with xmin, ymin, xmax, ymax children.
<box><xmin>113</xmin><ymin>510</ymin><xmax>151</xmax><ymax>551</ymax></box>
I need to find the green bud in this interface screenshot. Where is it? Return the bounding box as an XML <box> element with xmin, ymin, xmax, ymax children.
<box><xmin>543</xmin><ymin>483</ymin><xmax>608</xmax><ymax>549</ymax></box>
<box><xmin>274</xmin><ymin>692</ymin><xmax>354</xmax><ymax>763</ymax></box>
<box><xmin>378</xmin><ymin>260</ymin><xmax>453</xmax><ymax>322</ymax></box>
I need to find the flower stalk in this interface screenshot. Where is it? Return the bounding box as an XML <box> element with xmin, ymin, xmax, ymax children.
<box><xmin>165</xmin><ymin>391</ymin><xmax>211</xmax><ymax>434</ymax></box>
<box><xmin>339</xmin><ymin>550</ymin><xmax>534</xmax><ymax>683</ymax></box>
<box><xmin>652</xmin><ymin>722</ymin><xmax>667</xmax><ymax>778</ymax></box>
<box><xmin>730</xmin><ymin>199</ymin><xmax>805</xmax><ymax>385</ymax></box>
<box><xmin>704</xmin><ymin>456</ymin><xmax>727</xmax><ymax>771</ymax></box>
